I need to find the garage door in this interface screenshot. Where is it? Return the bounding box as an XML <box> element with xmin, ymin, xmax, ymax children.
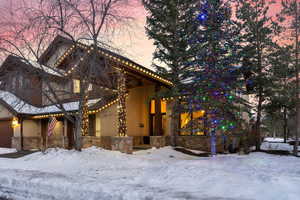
<box><xmin>0</xmin><ymin>120</ymin><xmax>13</xmax><ymax>148</ymax></box>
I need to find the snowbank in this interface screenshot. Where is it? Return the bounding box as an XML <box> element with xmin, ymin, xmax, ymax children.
<box><xmin>0</xmin><ymin>146</ymin><xmax>299</xmax><ymax>200</ymax></box>
<box><xmin>0</xmin><ymin>148</ymin><xmax>17</xmax><ymax>155</ymax></box>
<box><xmin>264</xmin><ymin>137</ymin><xmax>284</xmax><ymax>143</ymax></box>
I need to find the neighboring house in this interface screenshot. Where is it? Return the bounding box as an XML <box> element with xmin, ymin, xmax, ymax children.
<box><xmin>0</xmin><ymin>35</ymin><xmax>245</xmax><ymax>152</ymax></box>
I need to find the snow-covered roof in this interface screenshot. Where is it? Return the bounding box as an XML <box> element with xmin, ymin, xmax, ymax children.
<box><xmin>20</xmin><ymin>59</ymin><xmax>64</xmax><ymax>77</ymax></box>
<box><xmin>0</xmin><ymin>90</ymin><xmax>101</xmax><ymax>115</ymax></box>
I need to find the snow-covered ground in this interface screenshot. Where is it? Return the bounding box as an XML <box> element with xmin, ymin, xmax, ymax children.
<box><xmin>0</xmin><ymin>146</ymin><xmax>299</xmax><ymax>200</ymax></box>
<box><xmin>263</xmin><ymin>137</ymin><xmax>285</xmax><ymax>143</ymax></box>
<box><xmin>0</xmin><ymin>148</ymin><xmax>16</xmax><ymax>155</ymax></box>
<box><xmin>262</xmin><ymin>138</ymin><xmax>295</xmax><ymax>152</ymax></box>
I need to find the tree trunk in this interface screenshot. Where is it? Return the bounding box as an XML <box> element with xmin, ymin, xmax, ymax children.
<box><xmin>283</xmin><ymin>106</ymin><xmax>288</xmax><ymax>143</ymax></box>
<box><xmin>74</xmin><ymin>115</ymin><xmax>82</xmax><ymax>151</ymax></box>
<box><xmin>255</xmin><ymin>90</ymin><xmax>263</xmax><ymax>151</ymax></box>
<box><xmin>170</xmin><ymin>100</ymin><xmax>179</xmax><ymax>147</ymax></box>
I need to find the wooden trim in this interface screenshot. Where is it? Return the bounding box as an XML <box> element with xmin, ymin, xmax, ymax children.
<box><xmin>0</xmin><ymin>117</ymin><xmax>13</xmax><ymax>121</ymax></box>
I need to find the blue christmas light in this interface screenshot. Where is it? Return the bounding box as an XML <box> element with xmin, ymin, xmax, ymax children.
<box><xmin>197</xmin><ymin>13</ymin><xmax>208</xmax><ymax>22</ymax></box>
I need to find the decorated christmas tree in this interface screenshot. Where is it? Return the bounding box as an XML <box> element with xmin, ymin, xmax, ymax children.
<box><xmin>183</xmin><ymin>0</ymin><xmax>246</xmax><ymax>154</ymax></box>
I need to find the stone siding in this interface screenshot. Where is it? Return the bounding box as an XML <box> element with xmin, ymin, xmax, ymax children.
<box><xmin>175</xmin><ymin>135</ymin><xmax>241</xmax><ymax>153</ymax></box>
<box><xmin>111</xmin><ymin>137</ymin><xmax>133</xmax><ymax>154</ymax></box>
<box><xmin>132</xmin><ymin>136</ymin><xmax>144</xmax><ymax>146</ymax></box>
<box><xmin>150</xmin><ymin>136</ymin><xmax>169</xmax><ymax>148</ymax></box>
<box><xmin>81</xmin><ymin>136</ymin><xmax>111</xmax><ymax>150</ymax></box>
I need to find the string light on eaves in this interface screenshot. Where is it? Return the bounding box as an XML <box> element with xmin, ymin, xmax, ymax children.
<box><xmin>55</xmin><ymin>42</ymin><xmax>173</xmax><ymax>86</ymax></box>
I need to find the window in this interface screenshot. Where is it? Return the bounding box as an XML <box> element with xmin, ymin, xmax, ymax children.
<box><xmin>73</xmin><ymin>79</ymin><xmax>80</xmax><ymax>93</ymax></box>
<box><xmin>149</xmin><ymin>99</ymin><xmax>167</xmax><ymax>136</ymax></box>
<box><xmin>150</xmin><ymin>99</ymin><xmax>167</xmax><ymax>114</ymax></box>
<box><xmin>180</xmin><ymin>110</ymin><xmax>206</xmax><ymax>136</ymax></box>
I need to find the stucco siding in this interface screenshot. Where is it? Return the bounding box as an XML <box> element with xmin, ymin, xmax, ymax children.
<box><xmin>126</xmin><ymin>85</ymin><xmax>154</xmax><ymax>137</ymax></box>
<box><xmin>22</xmin><ymin>120</ymin><xmax>41</xmax><ymax>137</ymax></box>
<box><xmin>97</xmin><ymin>104</ymin><xmax>118</xmax><ymax>136</ymax></box>
<box><xmin>0</xmin><ymin>104</ymin><xmax>14</xmax><ymax>119</ymax></box>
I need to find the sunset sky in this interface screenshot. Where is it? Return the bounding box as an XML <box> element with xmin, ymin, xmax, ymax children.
<box><xmin>0</xmin><ymin>0</ymin><xmax>284</xmax><ymax>70</ymax></box>
<box><xmin>117</xmin><ymin>0</ymin><xmax>283</xmax><ymax>70</ymax></box>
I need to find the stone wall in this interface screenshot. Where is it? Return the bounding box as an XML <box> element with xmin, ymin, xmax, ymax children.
<box><xmin>47</xmin><ymin>136</ymin><xmax>68</xmax><ymax>148</ymax></box>
<box><xmin>81</xmin><ymin>136</ymin><xmax>110</xmax><ymax>149</ymax></box>
<box><xmin>111</xmin><ymin>137</ymin><xmax>133</xmax><ymax>154</ymax></box>
<box><xmin>175</xmin><ymin>135</ymin><xmax>241</xmax><ymax>153</ymax></box>
<box><xmin>22</xmin><ymin>137</ymin><xmax>42</xmax><ymax>150</ymax></box>
<box><xmin>11</xmin><ymin>137</ymin><xmax>21</xmax><ymax>151</ymax></box>
<box><xmin>132</xmin><ymin>136</ymin><xmax>144</xmax><ymax>146</ymax></box>
<box><xmin>150</xmin><ymin>136</ymin><xmax>169</xmax><ymax>148</ymax></box>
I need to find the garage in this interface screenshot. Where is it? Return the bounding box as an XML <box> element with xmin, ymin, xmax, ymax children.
<box><xmin>0</xmin><ymin>120</ymin><xmax>13</xmax><ymax>148</ymax></box>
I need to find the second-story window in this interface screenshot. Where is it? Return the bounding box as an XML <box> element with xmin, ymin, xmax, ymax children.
<box><xmin>73</xmin><ymin>79</ymin><xmax>80</xmax><ymax>93</ymax></box>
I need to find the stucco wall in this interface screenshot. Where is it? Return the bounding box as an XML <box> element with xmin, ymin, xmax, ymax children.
<box><xmin>0</xmin><ymin>104</ymin><xmax>13</xmax><ymax>119</ymax></box>
<box><xmin>126</xmin><ymin>85</ymin><xmax>155</xmax><ymax>137</ymax></box>
<box><xmin>23</xmin><ymin>120</ymin><xmax>41</xmax><ymax>137</ymax></box>
<box><xmin>53</xmin><ymin>121</ymin><xmax>64</xmax><ymax>136</ymax></box>
<box><xmin>13</xmin><ymin>119</ymin><xmax>42</xmax><ymax>138</ymax></box>
<box><xmin>97</xmin><ymin>104</ymin><xmax>118</xmax><ymax>136</ymax></box>
<box><xmin>95</xmin><ymin>84</ymin><xmax>160</xmax><ymax>137</ymax></box>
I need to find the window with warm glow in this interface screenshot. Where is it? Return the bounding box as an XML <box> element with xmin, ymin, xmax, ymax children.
<box><xmin>161</xmin><ymin>100</ymin><xmax>167</xmax><ymax>113</ymax></box>
<box><xmin>150</xmin><ymin>99</ymin><xmax>155</xmax><ymax>114</ymax></box>
<box><xmin>180</xmin><ymin>110</ymin><xmax>206</xmax><ymax>136</ymax></box>
<box><xmin>150</xmin><ymin>99</ymin><xmax>167</xmax><ymax>114</ymax></box>
<box><xmin>73</xmin><ymin>79</ymin><xmax>80</xmax><ymax>93</ymax></box>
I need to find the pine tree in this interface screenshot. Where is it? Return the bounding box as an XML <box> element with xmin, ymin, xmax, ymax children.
<box><xmin>182</xmin><ymin>0</ymin><xmax>247</xmax><ymax>155</ymax></box>
<box><xmin>280</xmin><ymin>0</ymin><xmax>300</xmax><ymax>156</ymax></box>
<box><xmin>267</xmin><ymin>45</ymin><xmax>295</xmax><ymax>143</ymax></box>
<box><xmin>236</xmin><ymin>0</ymin><xmax>280</xmax><ymax>151</ymax></box>
<box><xmin>143</xmin><ymin>0</ymin><xmax>199</xmax><ymax>145</ymax></box>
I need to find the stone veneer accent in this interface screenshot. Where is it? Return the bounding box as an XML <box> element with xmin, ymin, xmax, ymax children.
<box><xmin>11</xmin><ymin>137</ymin><xmax>22</xmax><ymax>151</ymax></box>
<box><xmin>175</xmin><ymin>135</ymin><xmax>241</xmax><ymax>153</ymax></box>
<box><xmin>132</xmin><ymin>136</ymin><xmax>144</xmax><ymax>146</ymax></box>
<box><xmin>12</xmin><ymin>135</ymin><xmax>241</xmax><ymax>154</ymax></box>
<box><xmin>81</xmin><ymin>136</ymin><xmax>111</xmax><ymax>150</ymax></box>
<box><xmin>150</xmin><ymin>136</ymin><xmax>169</xmax><ymax>148</ymax></box>
<box><xmin>111</xmin><ymin>136</ymin><xmax>133</xmax><ymax>154</ymax></box>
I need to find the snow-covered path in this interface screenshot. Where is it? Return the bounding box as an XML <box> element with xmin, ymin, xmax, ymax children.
<box><xmin>0</xmin><ymin>147</ymin><xmax>299</xmax><ymax>200</ymax></box>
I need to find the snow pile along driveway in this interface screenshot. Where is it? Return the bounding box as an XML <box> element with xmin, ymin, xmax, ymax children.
<box><xmin>0</xmin><ymin>146</ymin><xmax>299</xmax><ymax>200</ymax></box>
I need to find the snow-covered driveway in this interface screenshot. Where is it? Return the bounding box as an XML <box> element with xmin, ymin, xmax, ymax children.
<box><xmin>0</xmin><ymin>147</ymin><xmax>299</xmax><ymax>200</ymax></box>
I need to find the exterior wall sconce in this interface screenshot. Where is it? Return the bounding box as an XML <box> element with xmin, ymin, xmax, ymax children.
<box><xmin>11</xmin><ymin>117</ymin><xmax>20</xmax><ymax>128</ymax></box>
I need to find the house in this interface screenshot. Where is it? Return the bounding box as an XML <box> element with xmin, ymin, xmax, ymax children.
<box><xmin>0</xmin><ymin>35</ymin><xmax>244</xmax><ymax>153</ymax></box>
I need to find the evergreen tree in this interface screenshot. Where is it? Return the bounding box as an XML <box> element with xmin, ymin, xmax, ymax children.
<box><xmin>143</xmin><ymin>0</ymin><xmax>199</xmax><ymax>144</ymax></box>
<box><xmin>236</xmin><ymin>0</ymin><xmax>280</xmax><ymax>151</ymax></box>
<box><xmin>279</xmin><ymin>0</ymin><xmax>300</xmax><ymax>156</ymax></box>
<box><xmin>266</xmin><ymin>45</ymin><xmax>295</xmax><ymax>142</ymax></box>
<box><xmin>181</xmin><ymin>0</ymin><xmax>248</xmax><ymax>155</ymax></box>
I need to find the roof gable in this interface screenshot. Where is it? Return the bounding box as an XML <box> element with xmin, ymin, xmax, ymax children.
<box><xmin>39</xmin><ymin>35</ymin><xmax>173</xmax><ymax>87</ymax></box>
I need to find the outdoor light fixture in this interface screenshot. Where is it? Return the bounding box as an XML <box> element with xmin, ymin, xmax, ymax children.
<box><xmin>11</xmin><ymin>117</ymin><xmax>20</xmax><ymax>128</ymax></box>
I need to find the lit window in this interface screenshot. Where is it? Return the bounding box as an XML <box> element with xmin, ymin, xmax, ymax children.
<box><xmin>150</xmin><ymin>99</ymin><xmax>167</xmax><ymax>114</ymax></box>
<box><xmin>180</xmin><ymin>110</ymin><xmax>206</xmax><ymax>136</ymax></box>
<box><xmin>161</xmin><ymin>100</ymin><xmax>167</xmax><ymax>113</ymax></box>
<box><xmin>150</xmin><ymin>100</ymin><xmax>155</xmax><ymax>114</ymax></box>
<box><xmin>180</xmin><ymin>113</ymin><xmax>191</xmax><ymax>129</ymax></box>
<box><xmin>73</xmin><ymin>79</ymin><xmax>80</xmax><ymax>93</ymax></box>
